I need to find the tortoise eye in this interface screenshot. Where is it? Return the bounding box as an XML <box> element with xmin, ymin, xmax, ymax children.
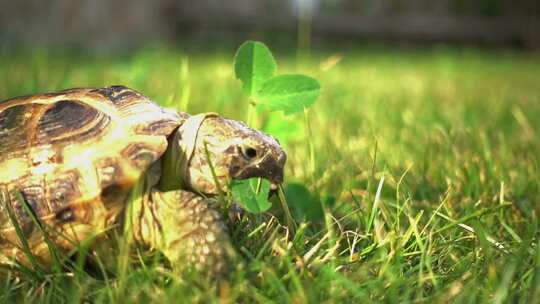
<box><xmin>243</xmin><ymin>147</ymin><xmax>258</xmax><ymax>159</ymax></box>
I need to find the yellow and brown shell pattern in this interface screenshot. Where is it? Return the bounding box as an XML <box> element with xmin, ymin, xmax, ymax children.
<box><xmin>0</xmin><ymin>85</ymin><xmax>184</xmax><ymax>265</ymax></box>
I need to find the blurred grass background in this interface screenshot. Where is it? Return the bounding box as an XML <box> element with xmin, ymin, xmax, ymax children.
<box><xmin>1</xmin><ymin>2</ymin><xmax>540</xmax><ymax>301</ymax></box>
<box><xmin>1</xmin><ymin>41</ymin><xmax>540</xmax><ymax>302</ymax></box>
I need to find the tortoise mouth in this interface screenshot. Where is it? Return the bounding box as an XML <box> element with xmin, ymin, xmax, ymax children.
<box><xmin>229</xmin><ymin>156</ymin><xmax>285</xmax><ymax>185</ymax></box>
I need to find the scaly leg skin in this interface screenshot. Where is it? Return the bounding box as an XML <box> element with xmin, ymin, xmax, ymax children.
<box><xmin>131</xmin><ymin>188</ymin><xmax>237</xmax><ymax>276</ymax></box>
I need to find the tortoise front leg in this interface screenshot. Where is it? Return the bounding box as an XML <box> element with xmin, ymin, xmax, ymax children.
<box><xmin>131</xmin><ymin>188</ymin><xmax>236</xmax><ymax>274</ymax></box>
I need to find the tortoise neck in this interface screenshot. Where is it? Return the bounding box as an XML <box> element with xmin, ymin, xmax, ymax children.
<box><xmin>158</xmin><ymin>132</ymin><xmax>186</xmax><ymax>191</ymax></box>
<box><xmin>158</xmin><ymin>114</ymin><xmax>215</xmax><ymax>192</ymax></box>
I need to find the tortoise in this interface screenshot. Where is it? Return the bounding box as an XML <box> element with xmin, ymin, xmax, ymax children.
<box><xmin>0</xmin><ymin>85</ymin><xmax>286</xmax><ymax>274</ymax></box>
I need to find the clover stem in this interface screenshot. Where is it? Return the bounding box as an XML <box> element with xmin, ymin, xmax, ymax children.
<box><xmin>278</xmin><ymin>185</ymin><xmax>297</xmax><ymax>236</ymax></box>
<box><xmin>304</xmin><ymin>107</ymin><xmax>316</xmax><ymax>185</ymax></box>
<box><xmin>246</xmin><ymin>100</ymin><xmax>256</xmax><ymax>127</ymax></box>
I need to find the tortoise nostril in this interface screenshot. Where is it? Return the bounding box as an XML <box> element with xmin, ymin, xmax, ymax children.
<box><xmin>244</xmin><ymin>147</ymin><xmax>258</xmax><ymax>159</ymax></box>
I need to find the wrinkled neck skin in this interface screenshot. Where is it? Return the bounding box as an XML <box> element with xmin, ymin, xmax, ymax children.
<box><xmin>158</xmin><ymin>113</ymin><xmax>218</xmax><ymax>192</ymax></box>
<box><xmin>158</xmin><ymin>131</ymin><xmax>188</xmax><ymax>191</ymax></box>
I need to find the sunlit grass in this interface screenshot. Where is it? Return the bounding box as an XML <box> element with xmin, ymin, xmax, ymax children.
<box><xmin>1</xmin><ymin>43</ymin><xmax>539</xmax><ymax>303</ymax></box>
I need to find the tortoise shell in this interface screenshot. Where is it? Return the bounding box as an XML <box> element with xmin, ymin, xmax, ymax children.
<box><xmin>0</xmin><ymin>85</ymin><xmax>184</xmax><ymax>263</ymax></box>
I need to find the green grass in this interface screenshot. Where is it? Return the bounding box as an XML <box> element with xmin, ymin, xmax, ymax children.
<box><xmin>1</xmin><ymin>43</ymin><xmax>540</xmax><ymax>303</ymax></box>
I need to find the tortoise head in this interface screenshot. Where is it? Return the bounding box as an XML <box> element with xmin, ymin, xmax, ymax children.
<box><xmin>164</xmin><ymin>114</ymin><xmax>287</xmax><ymax>195</ymax></box>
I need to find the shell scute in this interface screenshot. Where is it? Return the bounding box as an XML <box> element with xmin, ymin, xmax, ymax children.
<box><xmin>7</xmin><ymin>185</ymin><xmax>46</xmax><ymax>238</ymax></box>
<box><xmin>47</xmin><ymin>169</ymin><xmax>82</xmax><ymax>211</ymax></box>
<box><xmin>90</xmin><ymin>85</ymin><xmax>142</xmax><ymax>106</ymax></box>
<box><xmin>36</xmin><ymin>99</ymin><xmax>110</xmax><ymax>145</ymax></box>
<box><xmin>122</xmin><ymin>142</ymin><xmax>160</xmax><ymax>170</ymax></box>
<box><xmin>0</xmin><ymin>104</ymin><xmax>41</xmax><ymax>161</ymax></box>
